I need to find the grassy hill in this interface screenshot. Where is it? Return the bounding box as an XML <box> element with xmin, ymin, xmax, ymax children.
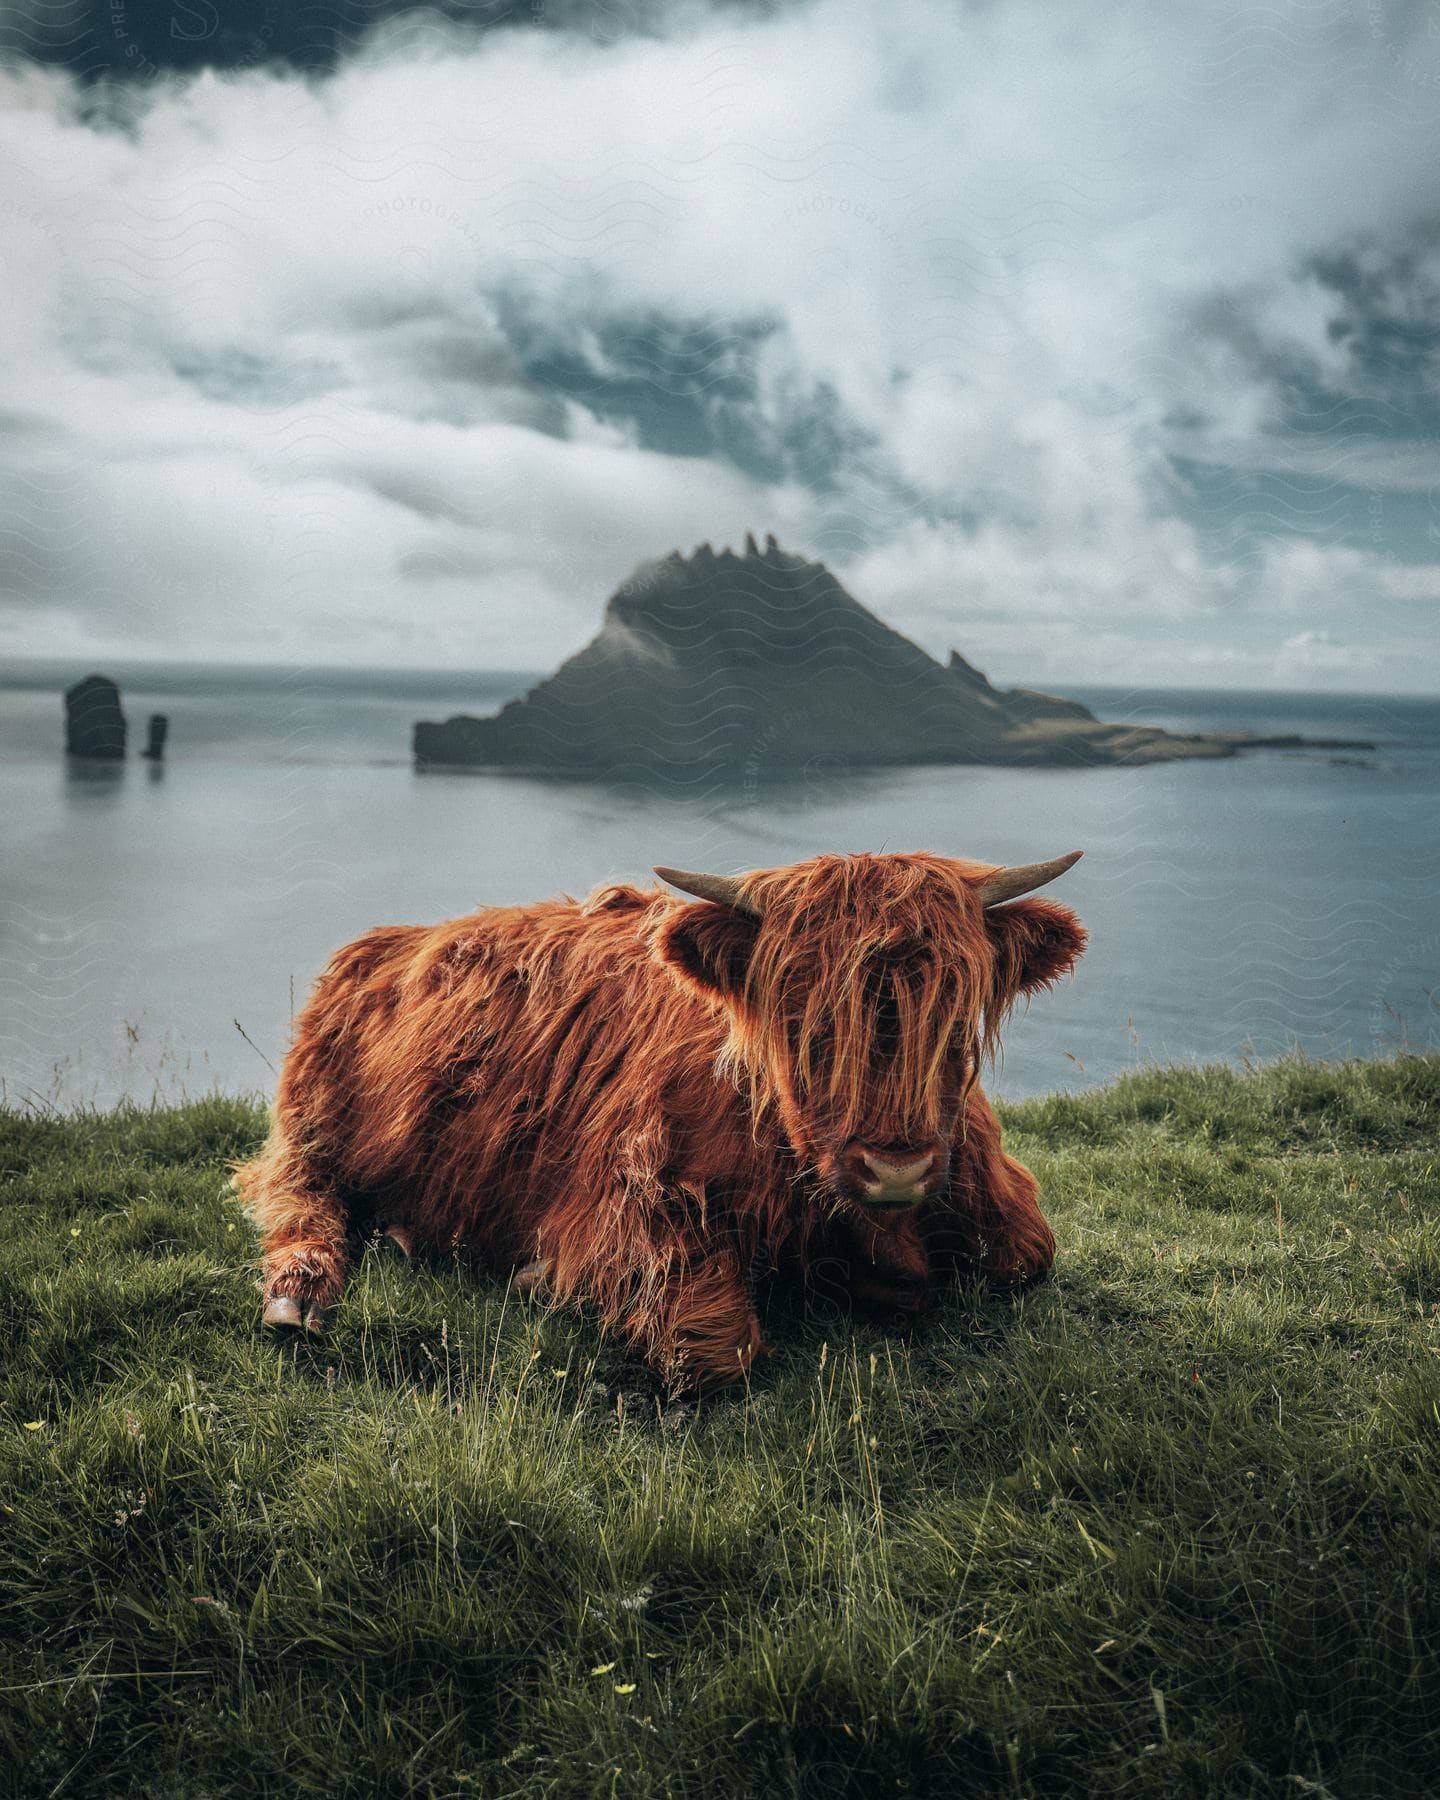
<box><xmin>2</xmin><ymin>1056</ymin><xmax>1437</xmax><ymax>1798</ymax></box>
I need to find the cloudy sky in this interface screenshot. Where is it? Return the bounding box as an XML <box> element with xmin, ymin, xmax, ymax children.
<box><xmin>1</xmin><ymin>0</ymin><xmax>1438</xmax><ymax>690</ymax></box>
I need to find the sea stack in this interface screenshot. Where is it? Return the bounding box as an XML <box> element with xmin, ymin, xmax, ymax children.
<box><xmin>64</xmin><ymin>675</ymin><xmax>127</xmax><ymax>759</ymax></box>
<box><xmin>412</xmin><ymin>537</ymin><xmax>1240</xmax><ymax>779</ymax></box>
<box><xmin>142</xmin><ymin>714</ymin><xmax>169</xmax><ymax>761</ymax></box>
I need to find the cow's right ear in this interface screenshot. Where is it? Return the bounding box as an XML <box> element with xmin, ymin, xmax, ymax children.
<box><xmin>654</xmin><ymin>903</ymin><xmax>758</xmax><ymax>1005</ymax></box>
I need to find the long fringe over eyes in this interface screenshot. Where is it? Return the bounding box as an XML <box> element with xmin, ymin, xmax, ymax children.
<box><xmin>723</xmin><ymin>854</ymin><xmax>1003</xmax><ymax>1139</ymax></box>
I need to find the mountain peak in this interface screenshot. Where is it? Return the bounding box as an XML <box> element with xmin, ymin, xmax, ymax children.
<box><xmin>603</xmin><ymin>538</ymin><xmax>902</xmax><ymax>667</ymax></box>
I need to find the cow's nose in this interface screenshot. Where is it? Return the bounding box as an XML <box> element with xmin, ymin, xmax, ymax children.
<box><xmin>859</xmin><ymin>1148</ymin><xmax>936</xmax><ymax>1187</ymax></box>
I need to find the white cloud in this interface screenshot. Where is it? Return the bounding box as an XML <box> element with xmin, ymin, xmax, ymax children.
<box><xmin>1274</xmin><ymin>629</ymin><xmax>1365</xmax><ymax>681</ymax></box>
<box><xmin>1</xmin><ymin>0</ymin><xmax>1439</xmax><ymax>686</ymax></box>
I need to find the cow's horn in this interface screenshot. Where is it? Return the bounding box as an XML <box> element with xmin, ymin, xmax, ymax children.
<box><xmin>976</xmin><ymin>850</ymin><xmax>1083</xmax><ymax>907</ymax></box>
<box><xmin>654</xmin><ymin>866</ymin><xmax>759</xmax><ymax>916</ymax></box>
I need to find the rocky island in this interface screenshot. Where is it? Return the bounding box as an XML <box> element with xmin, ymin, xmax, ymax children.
<box><xmin>64</xmin><ymin>673</ymin><xmax>127</xmax><ymax>759</ymax></box>
<box><xmin>413</xmin><ymin>537</ymin><xmax>1370</xmax><ymax>778</ymax></box>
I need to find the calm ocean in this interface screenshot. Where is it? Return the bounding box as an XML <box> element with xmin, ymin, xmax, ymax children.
<box><xmin>2</xmin><ymin>664</ymin><xmax>1436</xmax><ymax>1108</ymax></box>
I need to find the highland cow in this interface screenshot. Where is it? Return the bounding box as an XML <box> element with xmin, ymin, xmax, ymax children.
<box><xmin>238</xmin><ymin>851</ymin><xmax>1087</xmax><ymax>1390</ymax></box>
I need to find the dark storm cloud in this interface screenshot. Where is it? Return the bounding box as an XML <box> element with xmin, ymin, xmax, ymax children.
<box><xmin>1307</xmin><ymin>237</ymin><xmax>1440</xmax><ymax>419</ymax></box>
<box><xmin>1186</xmin><ymin>231</ymin><xmax>1440</xmax><ymax>441</ymax></box>
<box><xmin>495</xmin><ymin>301</ymin><xmax>880</xmax><ymax>491</ymax></box>
<box><xmin>1164</xmin><ymin>227</ymin><xmax>1440</xmax><ymax>577</ymax></box>
<box><xmin>0</xmin><ymin>0</ymin><xmax>787</xmax><ymax>77</ymax></box>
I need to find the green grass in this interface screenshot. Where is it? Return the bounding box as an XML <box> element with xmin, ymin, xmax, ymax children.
<box><xmin>2</xmin><ymin>1056</ymin><xmax>1438</xmax><ymax>1799</ymax></box>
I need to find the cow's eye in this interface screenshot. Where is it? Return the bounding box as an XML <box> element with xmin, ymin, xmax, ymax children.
<box><xmin>949</xmin><ymin>1034</ymin><xmax>978</xmax><ymax>1071</ymax></box>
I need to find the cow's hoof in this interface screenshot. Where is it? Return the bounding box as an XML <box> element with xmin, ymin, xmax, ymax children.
<box><xmin>263</xmin><ymin>1295</ymin><xmax>331</xmax><ymax>1331</ymax></box>
<box><xmin>383</xmin><ymin>1224</ymin><xmax>413</xmax><ymax>1257</ymax></box>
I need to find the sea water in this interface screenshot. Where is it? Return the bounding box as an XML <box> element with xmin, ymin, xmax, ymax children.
<box><xmin>1</xmin><ymin>666</ymin><xmax>1436</xmax><ymax>1107</ymax></box>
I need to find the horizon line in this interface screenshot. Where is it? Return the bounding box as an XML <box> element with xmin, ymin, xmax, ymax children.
<box><xmin>1</xmin><ymin>653</ymin><xmax>1437</xmax><ymax>705</ymax></box>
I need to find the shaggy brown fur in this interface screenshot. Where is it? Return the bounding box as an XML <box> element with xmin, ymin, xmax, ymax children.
<box><xmin>237</xmin><ymin>853</ymin><xmax>1086</xmax><ymax>1389</ymax></box>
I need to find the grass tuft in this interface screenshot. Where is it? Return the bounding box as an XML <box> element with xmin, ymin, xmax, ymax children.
<box><xmin>1</xmin><ymin>1056</ymin><xmax>1437</xmax><ymax>1797</ymax></box>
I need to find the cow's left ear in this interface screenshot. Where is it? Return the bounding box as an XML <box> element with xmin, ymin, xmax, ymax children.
<box><xmin>984</xmin><ymin>898</ymin><xmax>1087</xmax><ymax>999</ymax></box>
<box><xmin>654</xmin><ymin>902</ymin><xmax>759</xmax><ymax>1006</ymax></box>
